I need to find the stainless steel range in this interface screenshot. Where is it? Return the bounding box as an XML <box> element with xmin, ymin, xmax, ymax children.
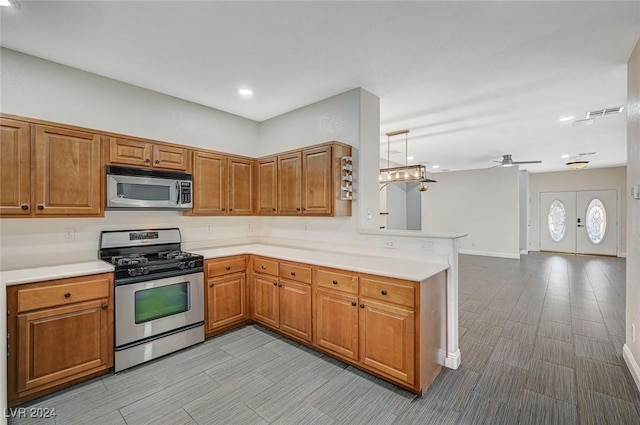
<box><xmin>99</xmin><ymin>228</ymin><xmax>204</xmax><ymax>372</ymax></box>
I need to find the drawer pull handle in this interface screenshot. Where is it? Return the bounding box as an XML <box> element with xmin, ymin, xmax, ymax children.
<box><xmin>359</xmin><ymin>304</ymin><xmax>365</xmax><ymax>309</ymax></box>
<box><xmin>290</xmin><ymin>272</ymin><xmax>296</xmax><ymax>276</ymax></box>
<box><xmin>226</xmin><ymin>266</ymin><xmax>231</xmax><ymax>270</ymax></box>
<box><xmin>351</xmin><ymin>301</ymin><xmax>357</xmax><ymax>306</ymax></box>
<box><xmin>381</xmin><ymin>290</ymin><xmax>388</xmax><ymax>295</ymax></box>
<box><xmin>332</xmin><ymin>280</ymin><xmax>338</xmax><ymax>285</ymax></box>
<box><xmin>64</xmin><ymin>292</ymin><xmax>71</xmax><ymax>298</ymax></box>
<box><xmin>37</xmin><ymin>204</ymin><xmax>45</xmax><ymax>210</ymax></box>
<box><xmin>21</xmin><ymin>204</ymin><xmax>29</xmax><ymax>211</ymax></box>
<box><xmin>101</xmin><ymin>303</ymin><xmax>108</xmax><ymax>310</ymax></box>
<box><xmin>261</xmin><ymin>265</ymin><xmax>267</xmax><ymax>270</ymax></box>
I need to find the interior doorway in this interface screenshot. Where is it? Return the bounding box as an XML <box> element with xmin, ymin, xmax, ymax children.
<box><xmin>539</xmin><ymin>190</ymin><xmax>617</xmax><ymax>255</ymax></box>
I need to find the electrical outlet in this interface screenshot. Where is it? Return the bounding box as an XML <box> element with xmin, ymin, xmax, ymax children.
<box><xmin>64</xmin><ymin>228</ymin><xmax>75</xmax><ymax>242</ymax></box>
<box><xmin>383</xmin><ymin>240</ymin><xmax>397</xmax><ymax>249</ymax></box>
<box><xmin>206</xmin><ymin>223</ymin><xmax>213</xmax><ymax>233</ymax></box>
<box><xmin>247</xmin><ymin>222</ymin><xmax>253</xmax><ymax>231</ymax></box>
<box><xmin>420</xmin><ymin>240</ymin><xmax>434</xmax><ymax>250</ymax></box>
<box><xmin>303</xmin><ymin>223</ymin><xmax>309</xmax><ymax>231</ymax></box>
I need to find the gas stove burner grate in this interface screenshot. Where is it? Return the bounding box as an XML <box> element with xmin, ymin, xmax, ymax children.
<box><xmin>158</xmin><ymin>250</ymin><xmax>193</xmax><ymax>260</ymax></box>
<box><xmin>112</xmin><ymin>254</ymin><xmax>149</xmax><ymax>266</ymax></box>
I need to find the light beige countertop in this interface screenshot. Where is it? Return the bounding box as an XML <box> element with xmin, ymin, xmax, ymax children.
<box><xmin>0</xmin><ymin>244</ymin><xmax>448</xmax><ymax>286</ymax></box>
<box><xmin>1</xmin><ymin>261</ymin><xmax>115</xmax><ymax>286</ymax></box>
<box><xmin>193</xmin><ymin>243</ymin><xmax>449</xmax><ymax>282</ymax></box>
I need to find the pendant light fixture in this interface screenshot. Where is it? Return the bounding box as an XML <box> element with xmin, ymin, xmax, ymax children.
<box><xmin>379</xmin><ymin>129</ymin><xmax>437</xmax><ymax>190</ymax></box>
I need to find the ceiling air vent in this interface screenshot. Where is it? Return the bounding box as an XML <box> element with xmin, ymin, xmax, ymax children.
<box><xmin>585</xmin><ymin>106</ymin><xmax>624</xmax><ymax>119</ymax></box>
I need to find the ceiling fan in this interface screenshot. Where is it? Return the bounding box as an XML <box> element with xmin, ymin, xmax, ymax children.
<box><xmin>493</xmin><ymin>154</ymin><xmax>542</xmax><ymax>167</ymax></box>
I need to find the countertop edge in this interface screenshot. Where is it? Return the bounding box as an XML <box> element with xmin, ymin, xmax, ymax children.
<box><xmin>1</xmin><ymin>261</ymin><xmax>115</xmax><ymax>287</ymax></box>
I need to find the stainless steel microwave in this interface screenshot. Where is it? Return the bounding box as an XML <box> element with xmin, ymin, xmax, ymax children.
<box><xmin>106</xmin><ymin>166</ymin><xmax>193</xmax><ymax>210</ymax></box>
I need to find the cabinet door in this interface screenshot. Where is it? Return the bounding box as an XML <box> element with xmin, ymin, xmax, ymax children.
<box><xmin>302</xmin><ymin>146</ymin><xmax>332</xmax><ymax>215</ymax></box>
<box><xmin>253</xmin><ymin>274</ymin><xmax>279</xmax><ymax>328</ymax></box>
<box><xmin>17</xmin><ymin>299</ymin><xmax>111</xmax><ymax>393</ymax></box>
<box><xmin>0</xmin><ymin>119</ymin><xmax>31</xmax><ymax>216</ymax></box>
<box><xmin>359</xmin><ymin>299</ymin><xmax>415</xmax><ymax>385</ymax></box>
<box><xmin>279</xmin><ymin>279</ymin><xmax>312</xmax><ymax>342</ymax></box>
<box><xmin>152</xmin><ymin>144</ymin><xmax>188</xmax><ymax>171</ymax></box>
<box><xmin>192</xmin><ymin>151</ymin><xmax>226</xmax><ymax>215</ymax></box>
<box><xmin>315</xmin><ymin>289</ymin><xmax>359</xmax><ymax>361</ymax></box>
<box><xmin>256</xmin><ymin>157</ymin><xmax>278</xmax><ymax>215</ymax></box>
<box><xmin>34</xmin><ymin>125</ymin><xmax>102</xmax><ymax>216</ymax></box>
<box><xmin>278</xmin><ymin>152</ymin><xmax>302</xmax><ymax>215</ymax></box>
<box><xmin>227</xmin><ymin>157</ymin><xmax>253</xmax><ymax>215</ymax></box>
<box><xmin>207</xmin><ymin>273</ymin><xmax>247</xmax><ymax>332</ymax></box>
<box><xmin>109</xmin><ymin>137</ymin><xmax>152</xmax><ymax>167</ymax></box>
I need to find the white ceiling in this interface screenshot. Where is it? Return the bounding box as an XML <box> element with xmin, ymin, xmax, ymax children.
<box><xmin>1</xmin><ymin>1</ymin><xmax>639</xmax><ymax>173</ymax></box>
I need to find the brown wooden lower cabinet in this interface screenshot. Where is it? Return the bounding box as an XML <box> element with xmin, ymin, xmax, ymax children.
<box><xmin>315</xmin><ymin>288</ymin><xmax>359</xmax><ymax>361</ymax></box>
<box><xmin>6</xmin><ymin>273</ymin><xmax>114</xmax><ymax>406</ymax></box>
<box><xmin>204</xmin><ymin>256</ymin><xmax>249</xmax><ymax>336</ymax></box>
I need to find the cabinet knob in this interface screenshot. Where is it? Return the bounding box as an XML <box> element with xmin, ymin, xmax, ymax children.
<box><xmin>229</xmin><ymin>209</ymin><xmax>233</xmax><ymax>212</ymax></box>
<box><xmin>332</xmin><ymin>280</ymin><xmax>338</xmax><ymax>285</ymax></box>
<box><xmin>272</xmin><ymin>208</ymin><xmax>276</xmax><ymax>212</ymax></box>
<box><xmin>20</xmin><ymin>204</ymin><xmax>29</xmax><ymax>211</ymax></box>
<box><xmin>351</xmin><ymin>301</ymin><xmax>357</xmax><ymax>306</ymax></box>
<box><xmin>296</xmin><ymin>208</ymin><xmax>301</xmax><ymax>211</ymax></box>
<box><xmin>101</xmin><ymin>303</ymin><xmax>108</xmax><ymax>310</ymax></box>
<box><xmin>278</xmin><ymin>284</ymin><xmax>282</xmax><ymax>288</ymax></box>
<box><xmin>222</xmin><ymin>208</ymin><xmax>226</xmax><ymax>211</ymax></box>
<box><xmin>155</xmin><ymin>159</ymin><xmax>160</xmax><ymax>164</ymax></box>
<box><xmin>359</xmin><ymin>304</ymin><xmax>365</xmax><ymax>309</ymax></box>
<box><xmin>209</xmin><ymin>283</ymin><xmax>214</xmax><ymax>287</ymax></box>
<box><xmin>64</xmin><ymin>292</ymin><xmax>71</xmax><ymax>298</ymax></box>
<box><xmin>303</xmin><ymin>208</ymin><xmax>306</xmax><ymax>211</ymax></box>
<box><xmin>273</xmin><ymin>282</ymin><xmax>278</xmax><ymax>286</ymax></box>
<box><xmin>37</xmin><ymin>204</ymin><xmax>45</xmax><ymax>210</ymax></box>
<box><xmin>290</xmin><ymin>272</ymin><xmax>296</xmax><ymax>276</ymax></box>
<box><xmin>145</xmin><ymin>158</ymin><xmax>151</xmax><ymax>163</ymax></box>
<box><xmin>381</xmin><ymin>290</ymin><xmax>388</xmax><ymax>296</ymax></box>
<box><xmin>226</xmin><ymin>266</ymin><xmax>231</xmax><ymax>271</ymax></box>
<box><xmin>261</xmin><ymin>265</ymin><xmax>267</xmax><ymax>270</ymax></box>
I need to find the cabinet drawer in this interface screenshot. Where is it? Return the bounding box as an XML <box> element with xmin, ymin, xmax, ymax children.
<box><xmin>316</xmin><ymin>268</ymin><xmax>358</xmax><ymax>294</ymax></box>
<box><xmin>253</xmin><ymin>257</ymin><xmax>279</xmax><ymax>276</ymax></box>
<box><xmin>360</xmin><ymin>277</ymin><xmax>415</xmax><ymax>308</ymax></box>
<box><xmin>207</xmin><ymin>256</ymin><xmax>247</xmax><ymax>277</ymax></box>
<box><xmin>17</xmin><ymin>276</ymin><xmax>110</xmax><ymax>313</ymax></box>
<box><xmin>279</xmin><ymin>262</ymin><xmax>311</xmax><ymax>284</ymax></box>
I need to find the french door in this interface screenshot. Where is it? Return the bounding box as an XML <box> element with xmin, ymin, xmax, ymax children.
<box><xmin>539</xmin><ymin>190</ymin><xmax>617</xmax><ymax>255</ymax></box>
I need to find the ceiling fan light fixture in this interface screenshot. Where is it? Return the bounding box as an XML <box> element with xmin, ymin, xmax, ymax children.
<box><xmin>566</xmin><ymin>160</ymin><xmax>589</xmax><ymax>170</ymax></box>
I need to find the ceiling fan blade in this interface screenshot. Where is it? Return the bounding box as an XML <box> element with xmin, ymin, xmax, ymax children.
<box><xmin>512</xmin><ymin>160</ymin><xmax>542</xmax><ymax>164</ymax></box>
<box><xmin>492</xmin><ymin>160</ymin><xmax>503</xmax><ymax>163</ymax></box>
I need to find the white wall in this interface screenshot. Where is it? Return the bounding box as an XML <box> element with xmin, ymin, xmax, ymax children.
<box><xmin>519</xmin><ymin>171</ymin><xmax>529</xmax><ymax>253</ymax></box>
<box><xmin>624</xmin><ymin>39</ymin><xmax>640</xmax><ymax>391</ymax></box>
<box><xmin>0</xmin><ymin>48</ymin><xmax>259</xmax><ymax>155</ymax></box>
<box><xmin>422</xmin><ymin>166</ymin><xmax>520</xmax><ymax>258</ymax></box>
<box><xmin>528</xmin><ymin>167</ymin><xmax>627</xmax><ymax>255</ymax></box>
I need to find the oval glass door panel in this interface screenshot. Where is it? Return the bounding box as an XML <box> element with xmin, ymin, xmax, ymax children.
<box><xmin>548</xmin><ymin>200</ymin><xmax>567</xmax><ymax>242</ymax></box>
<box><xmin>586</xmin><ymin>198</ymin><xmax>607</xmax><ymax>244</ymax></box>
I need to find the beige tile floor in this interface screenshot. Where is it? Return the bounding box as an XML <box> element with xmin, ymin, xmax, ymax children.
<box><xmin>9</xmin><ymin>252</ymin><xmax>640</xmax><ymax>424</ymax></box>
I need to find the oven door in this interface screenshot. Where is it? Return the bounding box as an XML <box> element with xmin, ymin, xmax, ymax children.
<box><xmin>115</xmin><ymin>272</ymin><xmax>204</xmax><ymax>347</ymax></box>
<box><xmin>107</xmin><ymin>174</ymin><xmax>181</xmax><ymax>209</ymax></box>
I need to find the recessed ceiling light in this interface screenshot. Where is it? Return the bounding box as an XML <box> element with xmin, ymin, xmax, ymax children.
<box><xmin>432</xmin><ymin>165</ymin><xmax>440</xmax><ymax>169</ymax></box>
<box><xmin>560</xmin><ymin>154</ymin><xmax>570</xmax><ymax>159</ymax></box>
<box><xmin>0</xmin><ymin>0</ymin><xmax>12</xmax><ymax>6</ymax></box>
<box><xmin>238</xmin><ymin>88</ymin><xmax>253</xmax><ymax>96</ymax></box>
<box><xmin>407</xmin><ymin>156</ymin><xmax>414</xmax><ymax>161</ymax></box>
<box><xmin>558</xmin><ymin>116</ymin><xmax>574</xmax><ymax>122</ymax></box>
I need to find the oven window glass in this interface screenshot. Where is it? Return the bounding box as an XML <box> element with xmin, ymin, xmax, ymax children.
<box><xmin>134</xmin><ymin>282</ymin><xmax>189</xmax><ymax>324</ymax></box>
<box><xmin>118</xmin><ymin>183</ymin><xmax>170</xmax><ymax>201</ymax></box>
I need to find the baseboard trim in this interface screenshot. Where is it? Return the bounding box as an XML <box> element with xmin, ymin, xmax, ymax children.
<box><xmin>458</xmin><ymin>249</ymin><xmax>520</xmax><ymax>259</ymax></box>
<box><xmin>623</xmin><ymin>344</ymin><xmax>640</xmax><ymax>391</ymax></box>
<box><xmin>619</xmin><ymin>252</ymin><xmax>627</xmax><ymax>258</ymax></box>
<box><xmin>445</xmin><ymin>349</ymin><xmax>461</xmax><ymax>369</ymax></box>
<box><xmin>520</xmin><ymin>249</ymin><xmax>529</xmax><ymax>255</ymax></box>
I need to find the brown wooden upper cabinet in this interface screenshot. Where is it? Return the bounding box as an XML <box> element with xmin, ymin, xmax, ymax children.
<box><xmin>0</xmin><ymin>118</ymin><xmax>31</xmax><ymax>216</ymax></box>
<box><xmin>1</xmin><ymin>119</ymin><xmax>102</xmax><ymax>217</ymax></box>
<box><xmin>258</xmin><ymin>142</ymin><xmax>351</xmax><ymax>217</ymax></box>
<box><xmin>108</xmin><ymin>137</ymin><xmax>188</xmax><ymax>171</ymax></box>
<box><xmin>191</xmin><ymin>150</ymin><xmax>253</xmax><ymax>215</ymax></box>
<box><xmin>256</xmin><ymin>157</ymin><xmax>278</xmax><ymax>215</ymax></box>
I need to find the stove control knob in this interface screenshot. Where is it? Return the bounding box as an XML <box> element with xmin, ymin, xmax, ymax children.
<box><xmin>178</xmin><ymin>262</ymin><xmax>186</xmax><ymax>270</ymax></box>
<box><xmin>141</xmin><ymin>267</ymin><xmax>149</xmax><ymax>275</ymax></box>
<box><xmin>128</xmin><ymin>268</ymin><xmax>137</xmax><ymax>277</ymax></box>
<box><xmin>188</xmin><ymin>260</ymin><xmax>195</xmax><ymax>268</ymax></box>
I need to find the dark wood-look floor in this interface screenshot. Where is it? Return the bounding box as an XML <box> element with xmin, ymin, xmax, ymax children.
<box><xmin>9</xmin><ymin>253</ymin><xmax>640</xmax><ymax>424</ymax></box>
